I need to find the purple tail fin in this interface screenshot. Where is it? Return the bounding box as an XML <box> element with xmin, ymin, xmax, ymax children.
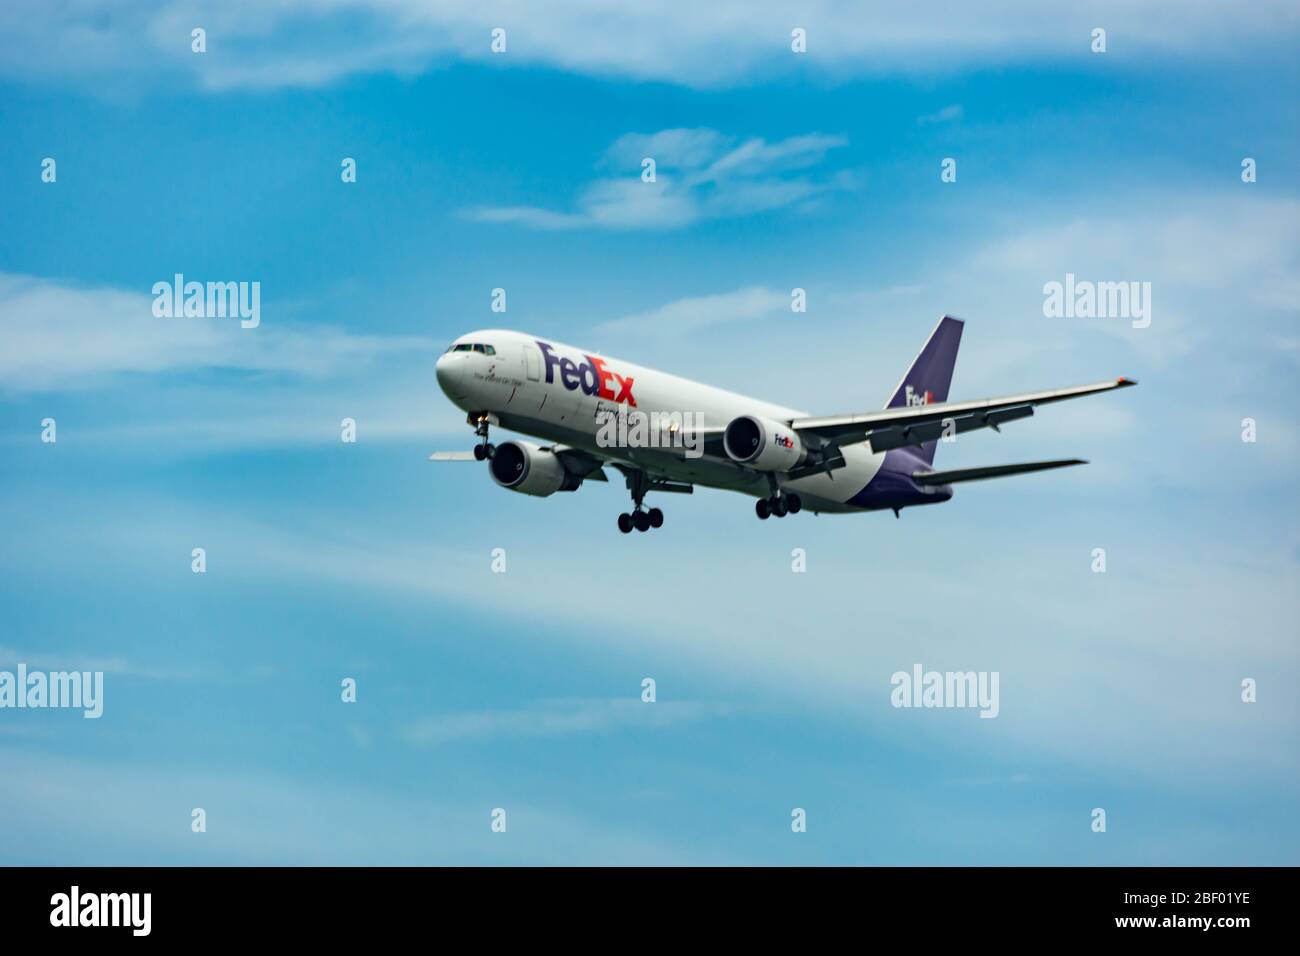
<box><xmin>885</xmin><ymin>315</ymin><xmax>964</xmax><ymax>466</ymax></box>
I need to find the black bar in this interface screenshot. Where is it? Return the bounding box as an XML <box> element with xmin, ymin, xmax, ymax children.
<box><xmin>0</xmin><ymin>866</ymin><xmax>1284</xmax><ymax>942</ymax></box>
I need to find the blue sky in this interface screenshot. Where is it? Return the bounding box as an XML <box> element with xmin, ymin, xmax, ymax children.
<box><xmin>1</xmin><ymin>1</ymin><xmax>1297</xmax><ymax>864</ymax></box>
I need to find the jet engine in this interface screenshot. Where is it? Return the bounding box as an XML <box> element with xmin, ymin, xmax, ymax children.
<box><xmin>722</xmin><ymin>415</ymin><xmax>806</xmax><ymax>472</ymax></box>
<box><xmin>488</xmin><ymin>441</ymin><xmax>582</xmax><ymax>496</ymax></box>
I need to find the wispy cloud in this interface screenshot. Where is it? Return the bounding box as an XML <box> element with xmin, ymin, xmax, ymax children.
<box><xmin>917</xmin><ymin>104</ymin><xmax>963</xmax><ymax>125</ymax></box>
<box><xmin>965</xmin><ymin>194</ymin><xmax>1300</xmax><ymax>365</ymax></box>
<box><xmin>0</xmin><ymin>747</ymin><xmax>723</xmax><ymax>864</ymax></box>
<box><xmin>0</xmin><ymin>645</ymin><xmax>196</xmax><ymax>682</ymax></box>
<box><xmin>10</xmin><ymin>486</ymin><xmax>1294</xmax><ymax>790</ymax></box>
<box><xmin>0</xmin><ymin>273</ymin><xmax>434</xmax><ymax>394</ymax></box>
<box><xmin>594</xmin><ymin>285</ymin><xmax>791</xmax><ymax>337</ymax></box>
<box><xmin>465</xmin><ymin>128</ymin><xmax>849</xmax><ymax>231</ymax></box>
<box><xmin>403</xmin><ymin>698</ymin><xmax>729</xmax><ymax>746</ymax></box>
<box><xmin>0</xmin><ymin>273</ymin><xmax>455</xmax><ymax>456</ymax></box>
<box><xmin>1</xmin><ymin>1</ymin><xmax>1296</xmax><ymax>93</ymax></box>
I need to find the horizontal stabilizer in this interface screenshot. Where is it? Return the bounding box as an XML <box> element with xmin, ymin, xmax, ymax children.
<box><xmin>912</xmin><ymin>458</ymin><xmax>1086</xmax><ymax>486</ymax></box>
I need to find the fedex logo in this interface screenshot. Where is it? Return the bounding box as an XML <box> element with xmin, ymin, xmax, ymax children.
<box><xmin>537</xmin><ymin>340</ymin><xmax>636</xmax><ymax>407</ymax></box>
<box><xmin>904</xmin><ymin>385</ymin><xmax>934</xmax><ymax>407</ymax></box>
<box><xmin>775</xmin><ymin>434</ymin><xmax>795</xmax><ymax>449</ymax></box>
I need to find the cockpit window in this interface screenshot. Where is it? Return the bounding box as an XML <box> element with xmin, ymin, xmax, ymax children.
<box><xmin>446</xmin><ymin>342</ymin><xmax>495</xmax><ymax>355</ymax></box>
<box><xmin>472</xmin><ymin>344</ymin><xmax>497</xmax><ymax>355</ymax></box>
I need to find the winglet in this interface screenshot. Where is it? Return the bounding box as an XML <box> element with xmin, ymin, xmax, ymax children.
<box><xmin>1116</xmin><ymin>376</ymin><xmax>1138</xmax><ymax>386</ymax></box>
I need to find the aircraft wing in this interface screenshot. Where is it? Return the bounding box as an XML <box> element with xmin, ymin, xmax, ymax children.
<box><xmin>553</xmin><ymin>446</ymin><xmax>609</xmax><ymax>481</ymax></box>
<box><xmin>791</xmin><ymin>377</ymin><xmax>1136</xmax><ymax>452</ymax></box>
<box><xmin>430</xmin><ymin>445</ymin><xmax>609</xmax><ymax>481</ymax></box>
<box><xmin>687</xmin><ymin>427</ymin><xmax>728</xmax><ymax>459</ymax></box>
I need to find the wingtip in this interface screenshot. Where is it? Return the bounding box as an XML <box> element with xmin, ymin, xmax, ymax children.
<box><xmin>1116</xmin><ymin>376</ymin><xmax>1138</xmax><ymax>386</ymax></box>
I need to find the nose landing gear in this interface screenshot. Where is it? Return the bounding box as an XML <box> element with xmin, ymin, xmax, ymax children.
<box><xmin>469</xmin><ymin>413</ymin><xmax>495</xmax><ymax>460</ymax></box>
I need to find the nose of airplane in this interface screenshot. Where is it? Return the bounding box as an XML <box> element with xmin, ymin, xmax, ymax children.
<box><xmin>435</xmin><ymin>351</ymin><xmax>457</xmax><ymax>395</ymax></box>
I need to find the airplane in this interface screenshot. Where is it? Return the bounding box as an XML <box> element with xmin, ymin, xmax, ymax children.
<box><xmin>431</xmin><ymin>316</ymin><xmax>1136</xmax><ymax>533</ymax></box>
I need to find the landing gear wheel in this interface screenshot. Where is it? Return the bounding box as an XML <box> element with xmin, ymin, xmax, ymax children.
<box><xmin>473</xmin><ymin>444</ymin><xmax>486</xmax><ymax>461</ymax></box>
<box><xmin>647</xmin><ymin>507</ymin><xmax>664</xmax><ymax>529</ymax></box>
<box><xmin>755</xmin><ymin>498</ymin><xmax>771</xmax><ymax>520</ymax></box>
<box><xmin>785</xmin><ymin>493</ymin><xmax>802</xmax><ymax>514</ymax></box>
<box><xmin>617</xmin><ymin>513</ymin><xmax>634</xmax><ymax>534</ymax></box>
<box><xmin>632</xmin><ymin>510</ymin><xmax>651</xmax><ymax>532</ymax></box>
<box><xmin>770</xmin><ymin>496</ymin><xmax>788</xmax><ymax>518</ymax></box>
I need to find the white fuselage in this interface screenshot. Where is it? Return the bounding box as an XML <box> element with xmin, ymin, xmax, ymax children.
<box><xmin>435</xmin><ymin>329</ymin><xmax>893</xmax><ymax>513</ymax></box>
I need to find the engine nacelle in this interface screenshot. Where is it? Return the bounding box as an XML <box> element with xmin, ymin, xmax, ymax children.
<box><xmin>722</xmin><ymin>415</ymin><xmax>806</xmax><ymax>472</ymax></box>
<box><xmin>489</xmin><ymin>440</ymin><xmax>581</xmax><ymax>497</ymax></box>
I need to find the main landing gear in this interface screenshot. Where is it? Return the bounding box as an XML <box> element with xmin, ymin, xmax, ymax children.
<box><xmin>617</xmin><ymin>507</ymin><xmax>664</xmax><ymax>534</ymax></box>
<box><xmin>755</xmin><ymin>492</ymin><xmax>801</xmax><ymax>520</ymax></box>
<box><xmin>470</xmin><ymin>413</ymin><xmax>495</xmax><ymax>460</ymax></box>
<box><xmin>756</xmin><ymin>472</ymin><xmax>801</xmax><ymax>520</ymax></box>
<box><xmin>618</xmin><ymin>469</ymin><xmax>665</xmax><ymax>534</ymax></box>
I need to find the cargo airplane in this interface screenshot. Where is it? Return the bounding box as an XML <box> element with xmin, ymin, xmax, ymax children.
<box><xmin>431</xmin><ymin>316</ymin><xmax>1136</xmax><ymax>533</ymax></box>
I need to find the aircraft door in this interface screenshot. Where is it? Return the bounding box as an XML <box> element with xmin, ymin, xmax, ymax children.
<box><xmin>519</xmin><ymin>340</ymin><xmax>553</xmax><ymax>413</ymax></box>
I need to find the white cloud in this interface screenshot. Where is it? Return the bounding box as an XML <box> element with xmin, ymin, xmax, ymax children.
<box><xmin>918</xmin><ymin>104</ymin><xmax>964</xmax><ymax>125</ymax></box>
<box><xmin>465</xmin><ymin>205</ymin><xmax>588</xmax><ymax>230</ymax></box>
<box><xmin>0</xmin><ymin>272</ymin><xmax>454</xmax><ymax>455</ymax></box>
<box><xmin>403</xmin><ymin>698</ymin><xmax>728</xmax><ymax>746</ymax></box>
<box><xmin>9</xmin><ymin>484</ymin><xmax>1294</xmax><ymax>792</ymax></box>
<box><xmin>0</xmin><ymin>1</ymin><xmax>1296</xmax><ymax>92</ymax></box>
<box><xmin>0</xmin><ymin>645</ymin><xmax>197</xmax><ymax>681</ymax></box>
<box><xmin>0</xmin><ymin>747</ymin><xmax>723</xmax><ymax>864</ymax></box>
<box><xmin>465</xmin><ymin>128</ymin><xmax>850</xmax><ymax>231</ymax></box>
<box><xmin>594</xmin><ymin>285</ymin><xmax>791</xmax><ymax>338</ymax></box>
<box><xmin>0</xmin><ymin>272</ymin><xmax>434</xmax><ymax>393</ymax></box>
<box><xmin>965</xmin><ymin>195</ymin><xmax>1300</xmax><ymax>365</ymax></box>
